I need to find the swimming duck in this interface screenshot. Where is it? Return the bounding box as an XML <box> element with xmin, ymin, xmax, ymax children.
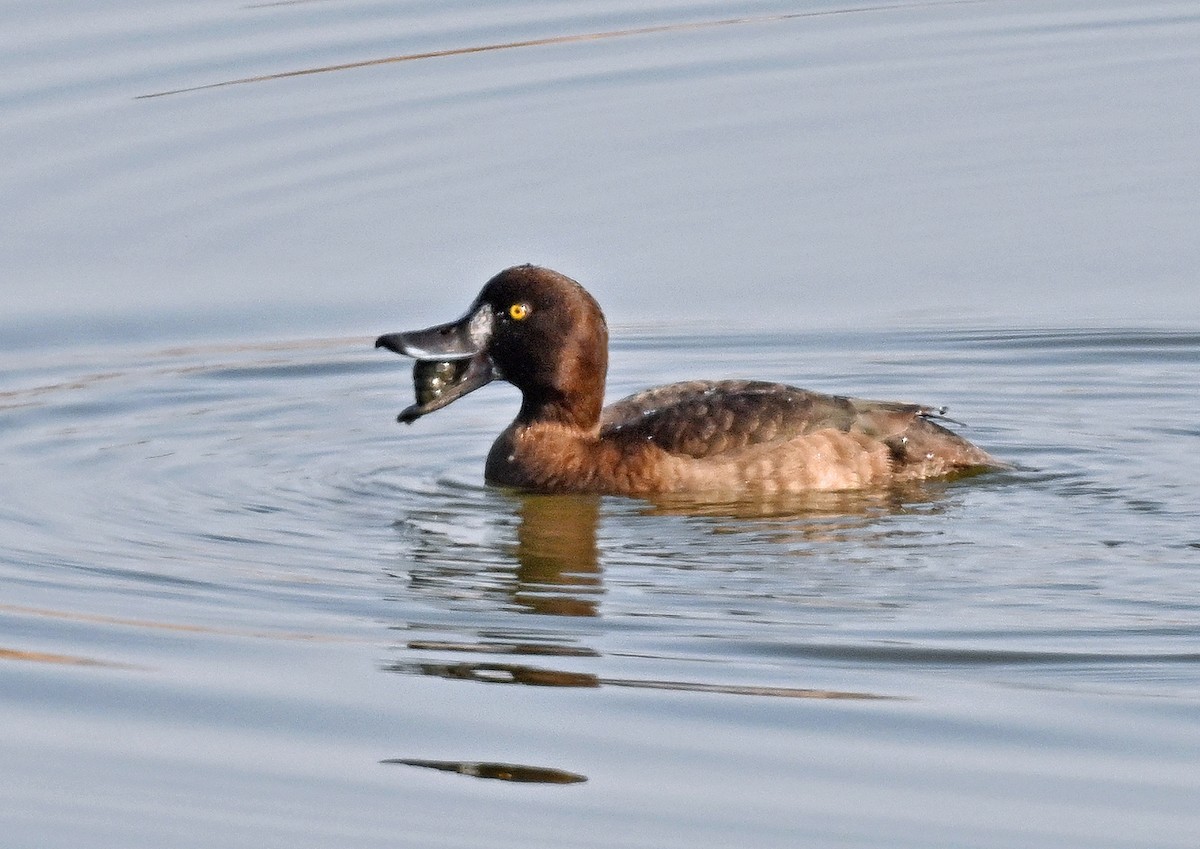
<box><xmin>376</xmin><ymin>265</ymin><xmax>1003</xmax><ymax>496</ymax></box>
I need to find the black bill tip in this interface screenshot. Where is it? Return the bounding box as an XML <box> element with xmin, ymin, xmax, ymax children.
<box><xmin>375</xmin><ymin>333</ymin><xmax>403</xmax><ymax>353</ymax></box>
<box><xmin>397</xmin><ymin>405</ymin><xmax>423</xmax><ymax>425</ymax></box>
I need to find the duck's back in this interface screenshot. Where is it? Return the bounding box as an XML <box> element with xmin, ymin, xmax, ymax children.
<box><xmin>600</xmin><ymin>380</ymin><xmax>1000</xmax><ymax>489</ymax></box>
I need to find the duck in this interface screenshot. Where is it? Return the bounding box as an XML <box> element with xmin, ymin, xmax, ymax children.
<box><xmin>375</xmin><ymin>265</ymin><xmax>1004</xmax><ymax>496</ymax></box>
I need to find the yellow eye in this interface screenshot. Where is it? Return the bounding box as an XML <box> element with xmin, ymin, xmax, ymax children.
<box><xmin>508</xmin><ymin>303</ymin><xmax>531</xmax><ymax>321</ymax></box>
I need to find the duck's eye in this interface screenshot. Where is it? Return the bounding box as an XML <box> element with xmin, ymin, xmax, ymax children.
<box><xmin>508</xmin><ymin>303</ymin><xmax>531</xmax><ymax>321</ymax></box>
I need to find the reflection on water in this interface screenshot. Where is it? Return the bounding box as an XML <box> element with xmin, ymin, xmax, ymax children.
<box><xmin>394</xmin><ymin>660</ymin><xmax>601</xmax><ymax>689</ymax></box>
<box><xmin>383</xmin><ymin>758</ymin><xmax>588</xmax><ymax>785</ymax></box>
<box><xmin>512</xmin><ymin>495</ymin><xmax>604</xmax><ymax>617</ymax></box>
<box><xmin>401</xmin><ymin>493</ymin><xmax>604</xmax><ymax>617</ymax></box>
<box><xmin>405</xmin><ymin>639</ymin><xmax>598</xmax><ymax>658</ymax></box>
<box><xmin>398</xmin><ymin>478</ymin><xmax>976</xmax><ymax>626</ymax></box>
<box><xmin>391</xmin><ymin>488</ymin><xmax>972</xmax><ymax>702</ymax></box>
<box><xmin>0</xmin><ymin>646</ymin><xmax>134</xmax><ymax>669</ymax></box>
<box><xmin>391</xmin><ymin>655</ymin><xmax>893</xmax><ymax>699</ymax></box>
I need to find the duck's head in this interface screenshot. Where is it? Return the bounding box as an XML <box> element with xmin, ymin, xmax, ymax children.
<box><xmin>376</xmin><ymin>265</ymin><xmax>609</xmax><ymax>428</ymax></box>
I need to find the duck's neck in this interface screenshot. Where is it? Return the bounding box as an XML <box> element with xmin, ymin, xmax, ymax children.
<box><xmin>513</xmin><ymin>332</ymin><xmax>608</xmax><ymax>432</ymax></box>
<box><xmin>517</xmin><ymin>384</ymin><xmax>604</xmax><ymax>432</ymax></box>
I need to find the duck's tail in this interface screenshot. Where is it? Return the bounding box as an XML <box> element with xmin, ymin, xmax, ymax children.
<box><xmin>849</xmin><ymin>399</ymin><xmax>1007</xmax><ymax>479</ymax></box>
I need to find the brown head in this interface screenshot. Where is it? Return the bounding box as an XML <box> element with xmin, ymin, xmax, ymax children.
<box><xmin>376</xmin><ymin>265</ymin><xmax>609</xmax><ymax>430</ymax></box>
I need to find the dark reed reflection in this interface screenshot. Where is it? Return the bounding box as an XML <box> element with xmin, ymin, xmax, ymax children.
<box><xmin>387</xmin><ymin>654</ymin><xmax>891</xmax><ymax>700</ymax></box>
<box><xmin>382</xmin><ymin>758</ymin><xmax>587</xmax><ymax>785</ymax></box>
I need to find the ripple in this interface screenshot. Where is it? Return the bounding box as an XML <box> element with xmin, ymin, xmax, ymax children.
<box><xmin>3</xmin><ymin>328</ymin><xmax>1199</xmax><ymax>708</ymax></box>
<box><xmin>137</xmin><ymin>2</ymin><xmax>972</xmax><ymax>99</ymax></box>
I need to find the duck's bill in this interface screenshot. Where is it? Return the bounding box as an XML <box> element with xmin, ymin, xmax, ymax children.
<box><xmin>375</xmin><ymin>306</ymin><xmax>497</xmax><ymax>423</ymax></box>
<box><xmin>395</xmin><ymin>354</ymin><xmax>495</xmax><ymax>423</ymax></box>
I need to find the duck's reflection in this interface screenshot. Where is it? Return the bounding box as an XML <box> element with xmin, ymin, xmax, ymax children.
<box><xmin>390</xmin><ymin>487</ymin><xmax>955</xmax><ymax>702</ymax></box>
<box><xmin>401</xmin><ymin>485</ymin><xmax>955</xmax><ymax>618</ymax></box>
<box><xmin>398</xmin><ymin>483</ymin><xmax>963</xmax><ymax>627</ymax></box>
<box><xmin>510</xmin><ymin>493</ymin><xmax>603</xmax><ymax>617</ymax></box>
<box><xmin>643</xmin><ymin>480</ymin><xmax>954</xmax><ymax>522</ymax></box>
<box><xmin>399</xmin><ymin>491</ymin><xmax>604</xmax><ymax>619</ymax></box>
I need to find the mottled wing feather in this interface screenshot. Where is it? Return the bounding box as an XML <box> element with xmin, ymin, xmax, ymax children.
<box><xmin>600</xmin><ymin>380</ymin><xmax>937</xmax><ymax>460</ymax></box>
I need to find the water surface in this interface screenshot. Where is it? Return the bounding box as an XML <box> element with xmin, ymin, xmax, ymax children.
<box><xmin>3</xmin><ymin>326</ymin><xmax>1198</xmax><ymax>848</ymax></box>
<box><xmin>2</xmin><ymin>1</ymin><xmax>1199</xmax><ymax>847</ymax></box>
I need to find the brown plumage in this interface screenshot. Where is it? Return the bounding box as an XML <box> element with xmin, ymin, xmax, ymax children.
<box><xmin>376</xmin><ymin>265</ymin><xmax>1004</xmax><ymax>497</ymax></box>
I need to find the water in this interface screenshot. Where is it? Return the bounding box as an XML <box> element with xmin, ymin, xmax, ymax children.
<box><xmin>3</xmin><ymin>1</ymin><xmax>1199</xmax><ymax>847</ymax></box>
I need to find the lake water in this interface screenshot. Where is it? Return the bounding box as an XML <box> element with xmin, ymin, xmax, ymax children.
<box><xmin>2</xmin><ymin>1</ymin><xmax>1198</xmax><ymax>847</ymax></box>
